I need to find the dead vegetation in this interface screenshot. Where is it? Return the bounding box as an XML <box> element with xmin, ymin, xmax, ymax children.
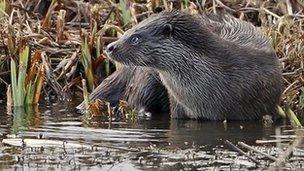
<box><xmin>0</xmin><ymin>0</ymin><xmax>303</xmax><ymax>119</ymax></box>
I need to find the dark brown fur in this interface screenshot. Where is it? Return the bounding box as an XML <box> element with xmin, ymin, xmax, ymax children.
<box><xmin>77</xmin><ymin>66</ymin><xmax>169</xmax><ymax>114</ymax></box>
<box><xmin>103</xmin><ymin>11</ymin><xmax>283</xmax><ymax>120</ymax></box>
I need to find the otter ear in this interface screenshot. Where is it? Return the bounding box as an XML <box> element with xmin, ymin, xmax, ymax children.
<box><xmin>162</xmin><ymin>24</ymin><xmax>173</xmax><ymax>37</ymax></box>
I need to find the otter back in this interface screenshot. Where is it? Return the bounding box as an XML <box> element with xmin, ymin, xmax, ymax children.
<box><xmin>103</xmin><ymin>11</ymin><xmax>283</xmax><ymax>120</ymax></box>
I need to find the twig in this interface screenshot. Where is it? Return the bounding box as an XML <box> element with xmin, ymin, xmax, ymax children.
<box><xmin>66</xmin><ymin>22</ymin><xmax>90</xmax><ymax>27</ymax></box>
<box><xmin>270</xmin><ymin>135</ymin><xmax>296</xmax><ymax>139</ymax></box>
<box><xmin>256</xmin><ymin>139</ymin><xmax>293</xmax><ymax>144</ymax></box>
<box><xmin>283</xmin><ymin>80</ymin><xmax>299</xmax><ymax>95</ymax></box>
<box><xmin>282</xmin><ymin>68</ymin><xmax>302</xmax><ymax>76</ymax></box>
<box><xmin>10</xmin><ymin>4</ymin><xmax>42</xmax><ymax>18</ymax></box>
<box><xmin>237</xmin><ymin>7</ymin><xmax>260</xmax><ymax>12</ymax></box>
<box><xmin>225</xmin><ymin>140</ymin><xmax>260</xmax><ymax>164</ymax></box>
<box><xmin>239</xmin><ymin>0</ymin><xmax>251</xmax><ymax>20</ymax></box>
<box><xmin>238</xmin><ymin>142</ymin><xmax>277</xmax><ymax>161</ymax></box>
<box><xmin>214</xmin><ymin>0</ymin><xmax>236</xmax><ymax>13</ymax></box>
<box><xmin>101</xmin><ymin>36</ymin><xmax>119</xmax><ymax>43</ymax></box>
<box><xmin>261</xmin><ymin>7</ymin><xmax>281</xmax><ymax>19</ymax></box>
<box><xmin>101</xmin><ymin>6</ymin><xmax>115</xmax><ymax>25</ymax></box>
<box><xmin>0</xmin><ymin>77</ymin><xmax>8</xmax><ymax>85</ymax></box>
<box><xmin>286</xmin><ymin>0</ymin><xmax>293</xmax><ymax>16</ymax></box>
<box><xmin>195</xmin><ymin>0</ymin><xmax>204</xmax><ymax>14</ymax></box>
<box><xmin>237</xmin><ymin>7</ymin><xmax>304</xmax><ymax>19</ymax></box>
<box><xmin>135</xmin><ymin>11</ymin><xmax>153</xmax><ymax>19</ymax></box>
<box><xmin>272</xmin><ymin>129</ymin><xmax>304</xmax><ymax>168</ymax></box>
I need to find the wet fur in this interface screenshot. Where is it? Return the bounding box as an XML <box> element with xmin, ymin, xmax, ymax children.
<box><xmin>77</xmin><ymin>66</ymin><xmax>169</xmax><ymax>114</ymax></box>
<box><xmin>105</xmin><ymin>11</ymin><xmax>283</xmax><ymax>120</ymax></box>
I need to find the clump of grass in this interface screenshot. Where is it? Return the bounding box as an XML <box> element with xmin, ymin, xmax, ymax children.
<box><xmin>81</xmin><ymin>78</ymin><xmax>136</xmax><ymax>123</ymax></box>
<box><xmin>266</xmin><ymin>19</ymin><xmax>304</xmax><ymax>116</ymax></box>
<box><xmin>10</xmin><ymin>43</ymin><xmax>29</xmax><ymax>106</ymax></box>
<box><xmin>81</xmin><ymin>78</ymin><xmax>112</xmax><ymax>123</ymax></box>
<box><xmin>118</xmin><ymin>100</ymin><xmax>137</xmax><ymax>123</ymax></box>
<box><xmin>9</xmin><ymin>41</ymin><xmax>45</xmax><ymax>106</ymax></box>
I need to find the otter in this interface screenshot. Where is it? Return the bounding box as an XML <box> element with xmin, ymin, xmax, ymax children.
<box><xmin>104</xmin><ymin>11</ymin><xmax>283</xmax><ymax>120</ymax></box>
<box><xmin>77</xmin><ymin>66</ymin><xmax>170</xmax><ymax>114</ymax></box>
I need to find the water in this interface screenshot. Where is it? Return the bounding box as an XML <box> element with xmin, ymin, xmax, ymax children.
<box><xmin>0</xmin><ymin>100</ymin><xmax>300</xmax><ymax>170</ymax></box>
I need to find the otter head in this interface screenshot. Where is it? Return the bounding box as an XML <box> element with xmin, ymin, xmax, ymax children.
<box><xmin>105</xmin><ymin>11</ymin><xmax>211</xmax><ymax>70</ymax></box>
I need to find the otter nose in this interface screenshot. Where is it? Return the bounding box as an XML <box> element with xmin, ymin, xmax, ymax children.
<box><xmin>106</xmin><ymin>42</ymin><xmax>117</xmax><ymax>53</ymax></box>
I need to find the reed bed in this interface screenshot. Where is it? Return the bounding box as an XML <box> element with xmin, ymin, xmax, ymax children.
<box><xmin>0</xmin><ymin>0</ymin><xmax>303</xmax><ymax>120</ymax></box>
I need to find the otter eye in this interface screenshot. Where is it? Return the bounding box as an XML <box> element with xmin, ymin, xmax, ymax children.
<box><xmin>130</xmin><ymin>36</ymin><xmax>140</xmax><ymax>45</ymax></box>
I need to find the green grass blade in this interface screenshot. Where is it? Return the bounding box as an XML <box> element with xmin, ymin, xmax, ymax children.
<box><xmin>286</xmin><ymin>108</ymin><xmax>303</xmax><ymax>128</ymax></box>
<box><xmin>16</xmin><ymin>45</ymin><xmax>29</xmax><ymax>106</ymax></box>
<box><xmin>81</xmin><ymin>35</ymin><xmax>95</xmax><ymax>91</ymax></box>
<box><xmin>10</xmin><ymin>58</ymin><xmax>18</xmax><ymax>106</ymax></box>
<box><xmin>25</xmin><ymin>81</ymin><xmax>34</xmax><ymax>105</ymax></box>
<box><xmin>277</xmin><ymin>105</ymin><xmax>286</xmax><ymax>118</ymax></box>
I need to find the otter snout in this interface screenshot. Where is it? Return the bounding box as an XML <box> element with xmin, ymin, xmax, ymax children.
<box><xmin>106</xmin><ymin>42</ymin><xmax>117</xmax><ymax>55</ymax></box>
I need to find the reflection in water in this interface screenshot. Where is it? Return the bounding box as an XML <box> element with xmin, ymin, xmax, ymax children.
<box><xmin>0</xmin><ymin>102</ymin><xmax>289</xmax><ymax>170</ymax></box>
<box><xmin>0</xmin><ymin>102</ymin><xmax>284</xmax><ymax>147</ymax></box>
<box><xmin>168</xmin><ymin>119</ymin><xmax>276</xmax><ymax>147</ymax></box>
<box><xmin>11</xmin><ymin>106</ymin><xmax>42</xmax><ymax>134</ymax></box>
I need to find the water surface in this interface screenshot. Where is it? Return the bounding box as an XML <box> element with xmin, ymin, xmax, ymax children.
<box><xmin>0</xmin><ymin>101</ymin><xmax>297</xmax><ymax>170</ymax></box>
